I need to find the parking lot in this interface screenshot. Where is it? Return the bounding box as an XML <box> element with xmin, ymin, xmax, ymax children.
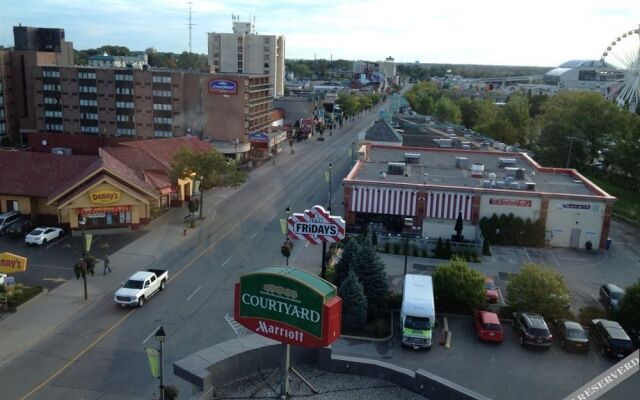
<box><xmin>0</xmin><ymin>229</ymin><xmax>147</xmax><ymax>290</ymax></box>
<box><xmin>333</xmin><ymin>314</ymin><xmax>638</xmax><ymax>400</ymax></box>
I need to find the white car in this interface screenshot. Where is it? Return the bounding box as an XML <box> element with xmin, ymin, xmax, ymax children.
<box><xmin>25</xmin><ymin>227</ymin><xmax>64</xmax><ymax>245</ymax></box>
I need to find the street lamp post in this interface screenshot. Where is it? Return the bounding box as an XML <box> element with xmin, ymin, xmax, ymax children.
<box><xmin>155</xmin><ymin>326</ymin><xmax>166</xmax><ymax>400</ymax></box>
<box><xmin>328</xmin><ymin>163</ymin><xmax>333</xmax><ymax>213</ymax></box>
<box><xmin>79</xmin><ymin>216</ymin><xmax>88</xmax><ymax>300</ymax></box>
<box><xmin>195</xmin><ymin>176</ymin><xmax>204</xmax><ymax>220</ymax></box>
<box><xmin>320</xmin><ymin>164</ymin><xmax>333</xmax><ymax>278</ymax></box>
<box><xmin>351</xmin><ymin>142</ymin><xmax>355</xmax><ymax>166</ymax></box>
<box><xmin>284</xmin><ymin>206</ymin><xmax>291</xmax><ymax>266</ymax></box>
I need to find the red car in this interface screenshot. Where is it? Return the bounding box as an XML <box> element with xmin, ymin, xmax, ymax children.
<box><xmin>485</xmin><ymin>277</ymin><xmax>499</xmax><ymax>303</ymax></box>
<box><xmin>475</xmin><ymin>311</ymin><xmax>504</xmax><ymax>343</ymax></box>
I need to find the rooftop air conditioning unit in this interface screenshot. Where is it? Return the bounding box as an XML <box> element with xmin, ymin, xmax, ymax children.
<box><xmin>508</xmin><ymin>181</ymin><xmax>521</xmax><ymax>190</ymax></box>
<box><xmin>525</xmin><ymin>182</ymin><xmax>536</xmax><ymax>191</ymax></box>
<box><xmin>482</xmin><ymin>180</ymin><xmax>492</xmax><ymax>188</ymax></box>
<box><xmin>404</xmin><ymin>153</ymin><xmax>421</xmax><ymax>164</ymax></box>
<box><xmin>504</xmin><ymin>167</ymin><xmax>519</xmax><ymax>177</ymax></box>
<box><xmin>387</xmin><ymin>162</ymin><xmax>406</xmax><ymax>176</ymax></box>
<box><xmin>471</xmin><ymin>163</ymin><xmax>484</xmax><ymax>178</ymax></box>
<box><xmin>498</xmin><ymin>157</ymin><xmax>517</xmax><ymax>168</ymax></box>
<box><xmin>455</xmin><ymin>157</ymin><xmax>469</xmax><ymax>169</ymax></box>
<box><xmin>515</xmin><ymin>168</ymin><xmax>525</xmax><ymax>180</ymax></box>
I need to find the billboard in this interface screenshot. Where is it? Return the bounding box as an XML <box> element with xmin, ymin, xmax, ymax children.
<box><xmin>287</xmin><ymin>205</ymin><xmax>346</xmax><ymax>245</ymax></box>
<box><xmin>0</xmin><ymin>252</ymin><xmax>28</xmax><ymax>273</ymax></box>
<box><xmin>234</xmin><ymin>266</ymin><xmax>341</xmax><ymax>347</ymax></box>
<box><xmin>208</xmin><ymin>79</ymin><xmax>238</xmax><ymax>95</ymax></box>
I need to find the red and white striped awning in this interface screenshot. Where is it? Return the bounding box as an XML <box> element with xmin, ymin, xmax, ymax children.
<box><xmin>350</xmin><ymin>186</ymin><xmax>417</xmax><ymax>216</ymax></box>
<box><xmin>425</xmin><ymin>191</ymin><xmax>472</xmax><ymax>220</ymax></box>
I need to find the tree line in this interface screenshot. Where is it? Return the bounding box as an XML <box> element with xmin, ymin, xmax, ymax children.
<box><xmin>403</xmin><ymin>82</ymin><xmax>640</xmax><ymax>189</ymax></box>
<box><xmin>397</xmin><ymin>63</ymin><xmax>551</xmax><ymax>80</ymax></box>
<box><xmin>73</xmin><ymin>45</ymin><xmax>208</xmax><ymax>70</ymax></box>
<box><xmin>285</xmin><ymin>59</ymin><xmax>353</xmax><ymax>80</ymax></box>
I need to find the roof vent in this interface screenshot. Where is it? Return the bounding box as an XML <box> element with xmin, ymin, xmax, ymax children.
<box><xmin>471</xmin><ymin>163</ymin><xmax>484</xmax><ymax>178</ymax></box>
<box><xmin>387</xmin><ymin>162</ymin><xmax>406</xmax><ymax>176</ymax></box>
<box><xmin>455</xmin><ymin>157</ymin><xmax>469</xmax><ymax>169</ymax></box>
<box><xmin>505</xmin><ymin>167</ymin><xmax>519</xmax><ymax>177</ymax></box>
<box><xmin>380</xmin><ymin>171</ymin><xmax>387</xmax><ymax>180</ymax></box>
<box><xmin>498</xmin><ymin>157</ymin><xmax>517</xmax><ymax>168</ymax></box>
<box><xmin>504</xmin><ymin>176</ymin><xmax>514</xmax><ymax>186</ymax></box>
<box><xmin>482</xmin><ymin>180</ymin><xmax>492</xmax><ymax>188</ymax></box>
<box><xmin>404</xmin><ymin>153</ymin><xmax>421</xmax><ymax>164</ymax></box>
<box><xmin>515</xmin><ymin>168</ymin><xmax>525</xmax><ymax>180</ymax></box>
<box><xmin>525</xmin><ymin>182</ymin><xmax>536</xmax><ymax>191</ymax></box>
<box><xmin>508</xmin><ymin>181</ymin><xmax>521</xmax><ymax>190</ymax></box>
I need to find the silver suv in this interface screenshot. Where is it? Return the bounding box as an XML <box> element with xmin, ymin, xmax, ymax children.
<box><xmin>599</xmin><ymin>284</ymin><xmax>625</xmax><ymax>310</ymax></box>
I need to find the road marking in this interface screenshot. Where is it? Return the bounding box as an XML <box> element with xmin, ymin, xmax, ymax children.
<box><xmin>142</xmin><ymin>325</ymin><xmax>163</xmax><ymax>344</ymax></box>
<box><xmin>45</xmin><ymin>234</ymin><xmax>69</xmax><ymax>249</ymax></box>
<box><xmin>269</xmin><ymin>212</ymin><xmax>277</xmax><ymax>220</ymax></box>
<box><xmin>522</xmin><ymin>247</ymin><xmax>532</xmax><ymax>263</ymax></box>
<box><xmin>249</xmin><ymin>231</ymin><xmax>257</xmax><ymax>240</ymax></box>
<box><xmin>222</xmin><ymin>257</ymin><xmax>231</xmax><ymax>266</ymax></box>
<box><xmin>548</xmin><ymin>248</ymin><xmax>562</xmax><ymax>268</ymax></box>
<box><xmin>185</xmin><ymin>286</ymin><xmax>201</xmax><ymax>301</ymax></box>
<box><xmin>224</xmin><ymin>313</ymin><xmax>247</xmax><ymax>337</ymax></box>
<box><xmin>42</xmin><ymin>277</ymin><xmax>67</xmax><ymax>283</ymax></box>
<box><xmin>19</xmin><ymin>307</ymin><xmax>137</xmax><ymax>400</ymax></box>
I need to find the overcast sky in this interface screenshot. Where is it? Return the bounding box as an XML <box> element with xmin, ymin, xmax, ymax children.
<box><xmin>1</xmin><ymin>0</ymin><xmax>639</xmax><ymax>67</ymax></box>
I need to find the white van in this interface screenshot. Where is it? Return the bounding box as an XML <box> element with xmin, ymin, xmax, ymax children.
<box><xmin>401</xmin><ymin>274</ymin><xmax>436</xmax><ymax>349</ymax></box>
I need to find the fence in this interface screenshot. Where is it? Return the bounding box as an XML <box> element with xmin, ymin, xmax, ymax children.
<box><xmin>374</xmin><ymin>234</ymin><xmax>482</xmax><ymax>255</ymax></box>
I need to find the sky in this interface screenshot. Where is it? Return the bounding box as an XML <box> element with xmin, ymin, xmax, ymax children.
<box><xmin>1</xmin><ymin>0</ymin><xmax>639</xmax><ymax>67</ymax></box>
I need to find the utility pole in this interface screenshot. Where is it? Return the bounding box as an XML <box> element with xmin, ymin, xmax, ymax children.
<box><xmin>187</xmin><ymin>1</ymin><xmax>196</xmax><ymax>53</ymax></box>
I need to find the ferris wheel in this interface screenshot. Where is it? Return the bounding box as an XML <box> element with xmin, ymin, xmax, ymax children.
<box><xmin>600</xmin><ymin>25</ymin><xmax>640</xmax><ymax>111</ymax></box>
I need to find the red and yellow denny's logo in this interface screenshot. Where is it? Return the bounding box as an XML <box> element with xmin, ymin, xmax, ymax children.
<box><xmin>0</xmin><ymin>252</ymin><xmax>28</xmax><ymax>273</ymax></box>
<box><xmin>89</xmin><ymin>190</ymin><xmax>121</xmax><ymax>204</ymax></box>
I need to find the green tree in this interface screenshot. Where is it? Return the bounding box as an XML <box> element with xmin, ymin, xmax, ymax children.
<box><xmin>616</xmin><ymin>280</ymin><xmax>640</xmax><ymax>330</ymax></box>
<box><xmin>537</xmin><ymin>123</ymin><xmax>588</xmax><ymax>168</ymax></box>
<box><xmin>507</xmin><ymin>263</ymin><xmax>571</xmax><ymax>320</ymax></box>
<box><xmin>170</xmin><ymin>148</ymin><xmax>246</xmax><ymax>219</ymax></box>
<box><xmin>337</xmin><ymin>93</ymin><xmax>360</xmax><ymax>117</ymax></box>
<box><xmin>476</xmin><ymin>119</ymin><xmax>519</xmax><ymax>145</ymax></box>
<box><xmin>433</xmin><ymin>257</ymin><xmax>485</xmax><ymax>312</ymax></box>
<box><xmin>528</xmin><ymin>94</ymin><xmax>549</xmax><ymax>117</ymax></box>
<box><xmin>500</xmin><ymin>93</ymin><xmax>531</xmax><ymax>144</ymax></box>
<box><xmin>358</xmin><ymin>95</ymin><xmax>373</xmax><ymax>110</ymax></box>
<box><xmin>354</xmin><ymin>235</ymin><xmax>388</xmax><ymax>320</ymax></box>
<box><xmin>96</xmin><ymin>45</ymin><xmax>131</xmax><ymax>56</ymax></box>
<box><xmin>334</xmin><ymin>238</ymin><xmax>361</xmax><ymax>288</ymax></box>
<box><xmin>434</xmin><ymin>96</ymin><xmax>462</xmax><ymax>124</ymax></box>
<box><xmin>339</xmin><ymin>270</ymin><xmax>368</xmax><ymax>331</ymax></box>
<box><xmin>286</xmin><ymin>62</ymin><xmax>312</xmax><ymax>78</ymax></box>
<box><xmin>176</xmin><ymin>52</ymin><xmax>207</xmax><ymax>70</ymax></box>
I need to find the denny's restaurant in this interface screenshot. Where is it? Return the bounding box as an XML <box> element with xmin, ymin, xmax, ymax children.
<box><xmin>49</xmin><ymin>176</ymin><xmax>159</xmax><ymax>232</ymax></box>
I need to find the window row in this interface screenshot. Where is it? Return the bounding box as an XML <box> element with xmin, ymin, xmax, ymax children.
<box><xmin>42</xmin><ymin>70</ymin><xmax>60</xmax><ymax>78</ymax></box>
<box><xmin>44</xmin><ymin>97</ymin><xmax>59</xmax><ymax>104</ymax></box>
<box><xmin>154</xmin><ymin>117</ymin><xmax>172</xmax><ymax>124</ymax></box>
<box><xmin>116</xmin><ymin>114</ymin><xmax>130</xmax><ymax>122</ymax></box>
<box><xmin>81</xmin><ymin>125</ymin><xmax>100</xmax><ymax>133</ymax></box>
<box><xmin>78</xmin><ymin>72</ymin><xmax>96</xmax><ymax>80</ymax></box>
<box><xmin>80</xmin><ymin>99</ymin><xmax>98</xmax><ymax>106</ymax></box>
<box><xmin>153</xmin><ymin>90</ymin><xmax>171</xmax><ymax>97</ymax></box>
<box><xmin>79</xmin><ymin>86</ymin><xmax>97</xmax><ymax>93</ymax></box>
<box><xmin>46</xmin><ymin>123</ymin><xmax>63</xmax><ymax>131</ymax></box>
<box><xmin>153</xmin><ymin>103</ymin><xmax>172</xmax><ymax>111</ymax></box>
<box><xmin>116</xmin><ymin>101</ymin><xmax>134</xmax><ymax>109</ymax></box>
<box><xmin>154</xmin><ymin>130</ymin><xmax>173</xmax><ymax>138</ymax></box>
<box><xmin>117</xmin><ymin>128</ymin><xmax>136</xmax><ymax>136</ymax></box>
<box><xmin>43</xmin><ymin>84</ymin><xmax>61</xmax><ymax>91</ymax></box>
<box><xmin>152</xmin><ymin>76</ymin><xmax>172</xmax><ymax>83</ymax></box>
<box><xmin>115</xmin><ymin>74</ymin><xmax>134</xmax><ymax>81</ymax></box>
<box><xmin>45</xmin><ymin>110</ymin><xmax>63</xmax><ymax>118</ymax></box>
<box><xmin>81</xmin><ymin>113</ymin><xmax>98</xmax><ymax>120</ymax></box>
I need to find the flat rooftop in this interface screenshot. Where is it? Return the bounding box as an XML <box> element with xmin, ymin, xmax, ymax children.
<box><xmin>350</xmin><ymin>145</ymin><xmax>612</xmax><ymax>198</ymax></box>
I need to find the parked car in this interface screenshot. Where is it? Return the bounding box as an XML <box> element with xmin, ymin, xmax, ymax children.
<box><xmin>0</xmin><ymin>211</ymin><xmax>22</xmax><ymax>235</ymax></box>
<box><xmin>512</xmin><ymin>312</ymin><xmax>553</xmax><ymax>348</ymax></box>
<box><xmin>599</xmin><ymin>284</ymin><xmax>625</xmax><ymax>310</ymax></box>
<box><xmin>623</xmin><ymin>327</ymin><xmax>640</xmax><ymax>349</ymax></box>
<box><xmin>484</xmin><ymin>277</ymin><xmax>499</xmax><ymax>303</ymax></box>
<box><xmin>589</xmin><ymin>319</ymin><xmax>634</xmax><ymax>359</ymax></box>
<box><xmin>555</xmin><ymin>319</ymin><xmax>589</xmax><ymax>352</ymax></box>
<box><xmin>24</xmin><ymin>227</ymin><xmax>64</xmax><ymax>245</ymax></box>
<box><xmin>474</xmin><ymin>311</ymin><xmax>503</xmax><ymax>343</ymax></box>
<box><xmin>5</xmin><ymin>218</ymin><xmax>34</xmax><ymax>237</ymax></box>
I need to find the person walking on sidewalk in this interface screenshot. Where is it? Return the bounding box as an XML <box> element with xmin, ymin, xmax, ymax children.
<box><xmin>103</xmin><ymin>255</ymin><xmax>112</xmax><ymax>275</ymax></box>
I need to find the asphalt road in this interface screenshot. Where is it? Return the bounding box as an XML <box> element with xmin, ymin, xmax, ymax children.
<box><xmin>0</xmin><ymin>108</ymin><xmax>379</xmax><ymax>400</ymax></box>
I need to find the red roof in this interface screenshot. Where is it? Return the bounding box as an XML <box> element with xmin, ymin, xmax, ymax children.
<box><xmin>0</xmin><ymin>150</ymin><xmax>98</xmax><ymax>197</ymax></box>
<box><xmin>120</xmin><ymin>137</ymin><xmax>213</xmax><ymax>169</ymax></box>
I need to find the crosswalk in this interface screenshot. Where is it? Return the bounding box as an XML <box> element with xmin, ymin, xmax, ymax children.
<box><xmin>224</xmin><ymin>313</ymin><xmax>248</xmax><ymax>338</ymax></box>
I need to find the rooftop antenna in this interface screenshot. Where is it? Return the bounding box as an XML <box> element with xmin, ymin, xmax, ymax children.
<box><xmin>187</xmin><ymin>1</ymin><xmax>196</xmax><ymax>53</ymax></box>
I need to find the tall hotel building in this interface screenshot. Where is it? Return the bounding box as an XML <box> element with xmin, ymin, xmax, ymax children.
<box><xmin>208</xmin><ymin>18</ymin><xmax>285</xmax><ymax>97</ymax></box>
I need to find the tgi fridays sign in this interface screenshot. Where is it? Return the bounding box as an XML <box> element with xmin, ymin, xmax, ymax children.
<box><xmin>0</xmin><ymin>252</ymin><xmax>28</xmax><ymax>273</ymax></box>
<box><xmin>489</xmin><ymin>198</ymin><xmax>532</xmax><ymax>208</ymax></box>
<box><xmin>287</xmin><ymin>205</ymin><xmax>345</xmax><ymax>245</ymax></box>
<box><xmin>234</xmin><ymin>266</ymin><xmax>341</xmax><ymax>347</ymax></box>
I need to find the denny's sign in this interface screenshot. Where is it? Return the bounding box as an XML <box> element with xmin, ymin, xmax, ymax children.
<box><xmin>0</xmin><ymin>252</ymin><xmax>28</xmax><ymax>273</ymax></box>
<box><xmin>89</xmin><ymin>190</ymin><xmax>121</xmax><ymax>205</ymax></box>
<box><xmin>234</xmin><ymin>266</ymin><xmax>341</xmax><ymax>347</ymax></box>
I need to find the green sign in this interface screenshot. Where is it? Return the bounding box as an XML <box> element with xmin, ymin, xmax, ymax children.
<box><xmin>238</xmin><ymin>266</ymin><xmax>336</xmax><ymax>339</ymax></box>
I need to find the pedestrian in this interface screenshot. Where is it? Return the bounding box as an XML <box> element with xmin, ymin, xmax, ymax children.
<box><xmin>103</xmin><ymin>255</ymin><xmax>112</xmax><ymax>275</ymax></box>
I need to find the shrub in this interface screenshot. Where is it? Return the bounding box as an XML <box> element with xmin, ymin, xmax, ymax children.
<box><xmin>384</xmin><ymin>242</ymin><xmax>391</xmax><ymax>253</ymax></box>
<box><xmin>354</xmin><ymin>235</ymin><xmax>389</xmax><ymax>321</ymax></box>
<box><xmin>392</xmin><ymin>241</ymin><xmax>402</xmax><ymax>255</ymax></box>
<box><xmin>420</xmin><ymin>247</ymin><xmax>429</xmax><ymax>258</ymax></box>
<box><xmin>6</xmin><ymin>285</ymin><xmax>44</xmax><ymax>311</ymax></box>
<box><xmin>482</xmin><ymin>237</ymin><xmax>491</xmax><ymax>256</ymax></box>
<box><xmin>388</xmin><ymin>292</ymin><xmax>403</xmax><ymax>309</ymax></box>
<box><xmin>411</xmin><ymin>245</ymin><xmax>419</xmax><ymax>257</ymax></box>
<box><xmin>433</xmin><ymin>257</ymin><xmax>485</xmax><ymax>313</ymax></box>
<box><xmin>616</xmin><ymin>279</ymin><xmax>640</xmax><ymax>330</ymax></box>
<box><xmin>507</xmin><ymin>263</ymin><xmax>571</xmax><ymax>320</ymax></box>
<box><xmin>339</xmin><ymin>270</ymin><xmax>368</xmax><ymax>331</ymax></box>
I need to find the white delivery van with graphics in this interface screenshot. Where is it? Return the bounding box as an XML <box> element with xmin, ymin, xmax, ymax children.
<box><xmin>401</xmin><ymin>274</ymin><xmax>436</xmax><ymax>349</ymax></box>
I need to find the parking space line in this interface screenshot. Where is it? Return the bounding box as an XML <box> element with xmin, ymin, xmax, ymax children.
<box><xmin>547</xmin><ymin>248</ymin><xmax>561</xmax><ymax>268</ymax></box>
<box><xmin>185</xmin><ymin>286</ymin><xmax>201</xmax><ymax>301</ymax></box>
<box><xmin>497</xmin><ymin>287</ymin><xmax>506</xmax><ymax>306</ymax></box>
<box><xmin>249</xmin><ymin>232</ymin><xmax>257</xmax><ymax>240</ymax></box>
<box><xmin>522</xmin><ymin>247</ymin><xmax>532</xmax><ymax>263</ymax></box>
<box><xmin>591</xmin><ymin>294</ymin><xmax>605</xmax><ymax>311</ymax></box>
<box><xmin>222</xmin><ymin>257</ymin><xmax>231</xmax><ymax>266</ymax></box>
<box><xmin>45</xmin><ymin>234</ymin><xmax>70</xmax><ymax>249</ymax></box>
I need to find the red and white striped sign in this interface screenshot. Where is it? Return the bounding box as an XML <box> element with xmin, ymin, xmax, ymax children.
<box><xmin>288</xmin><ymin>205</ymin><xmax>346</xmax><ymax>245</ymax></box>
<box><xmin>425</xmin><ymin>191</ymin><xmax>473</xmax><ymax>220</ymax></box>
<box><xmin>350</xmin><ymin>186</ymin><xmax>417</xmax><ymax>216</ymax></box>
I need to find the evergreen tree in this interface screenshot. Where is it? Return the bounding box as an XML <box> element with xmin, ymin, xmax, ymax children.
<box><xmin>334</xmin><ymin>238</ymin><xmax>361</xmax><ymax>288</ymax></box>
<box><xmin>435</xmin><ymin>237</ymin><xmax>444</xmax><ymax>258</ymax></box>
<box><xmin>482</xmin><ymin>237</ymin><xmax>492</xmax><ymax>256</ymax></box>
<box><xmin>354</xmin><ymin>235</ymin><xmax>388</xmax><ymax>320</ymax></box>
<box><xmin>444</xmin><ymin>239</ymin><xmax>452</xmax><ymax>259</ymax></box>
<box><xmin>339</xmin><ymin>270</ymin><xmax>368</xmax><ymax>331</ymax></box>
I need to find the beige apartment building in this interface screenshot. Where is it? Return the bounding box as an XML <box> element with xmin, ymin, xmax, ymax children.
<box><xmin>208</xmin><ymin>18</ymin><xmax>285</xmax><ymax>97</ymax></box>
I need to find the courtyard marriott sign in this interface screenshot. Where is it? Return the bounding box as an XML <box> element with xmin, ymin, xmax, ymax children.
<box><xmin>234</xmin><ymin>266</ymin><xmax>341</xmax><ymax>347</ymax></box>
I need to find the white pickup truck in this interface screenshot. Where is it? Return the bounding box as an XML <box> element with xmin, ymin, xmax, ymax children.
<box><xmin>114</xmin><ymin>269</ymin><xmax>168</xmax><ymax>307</ymax></box>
